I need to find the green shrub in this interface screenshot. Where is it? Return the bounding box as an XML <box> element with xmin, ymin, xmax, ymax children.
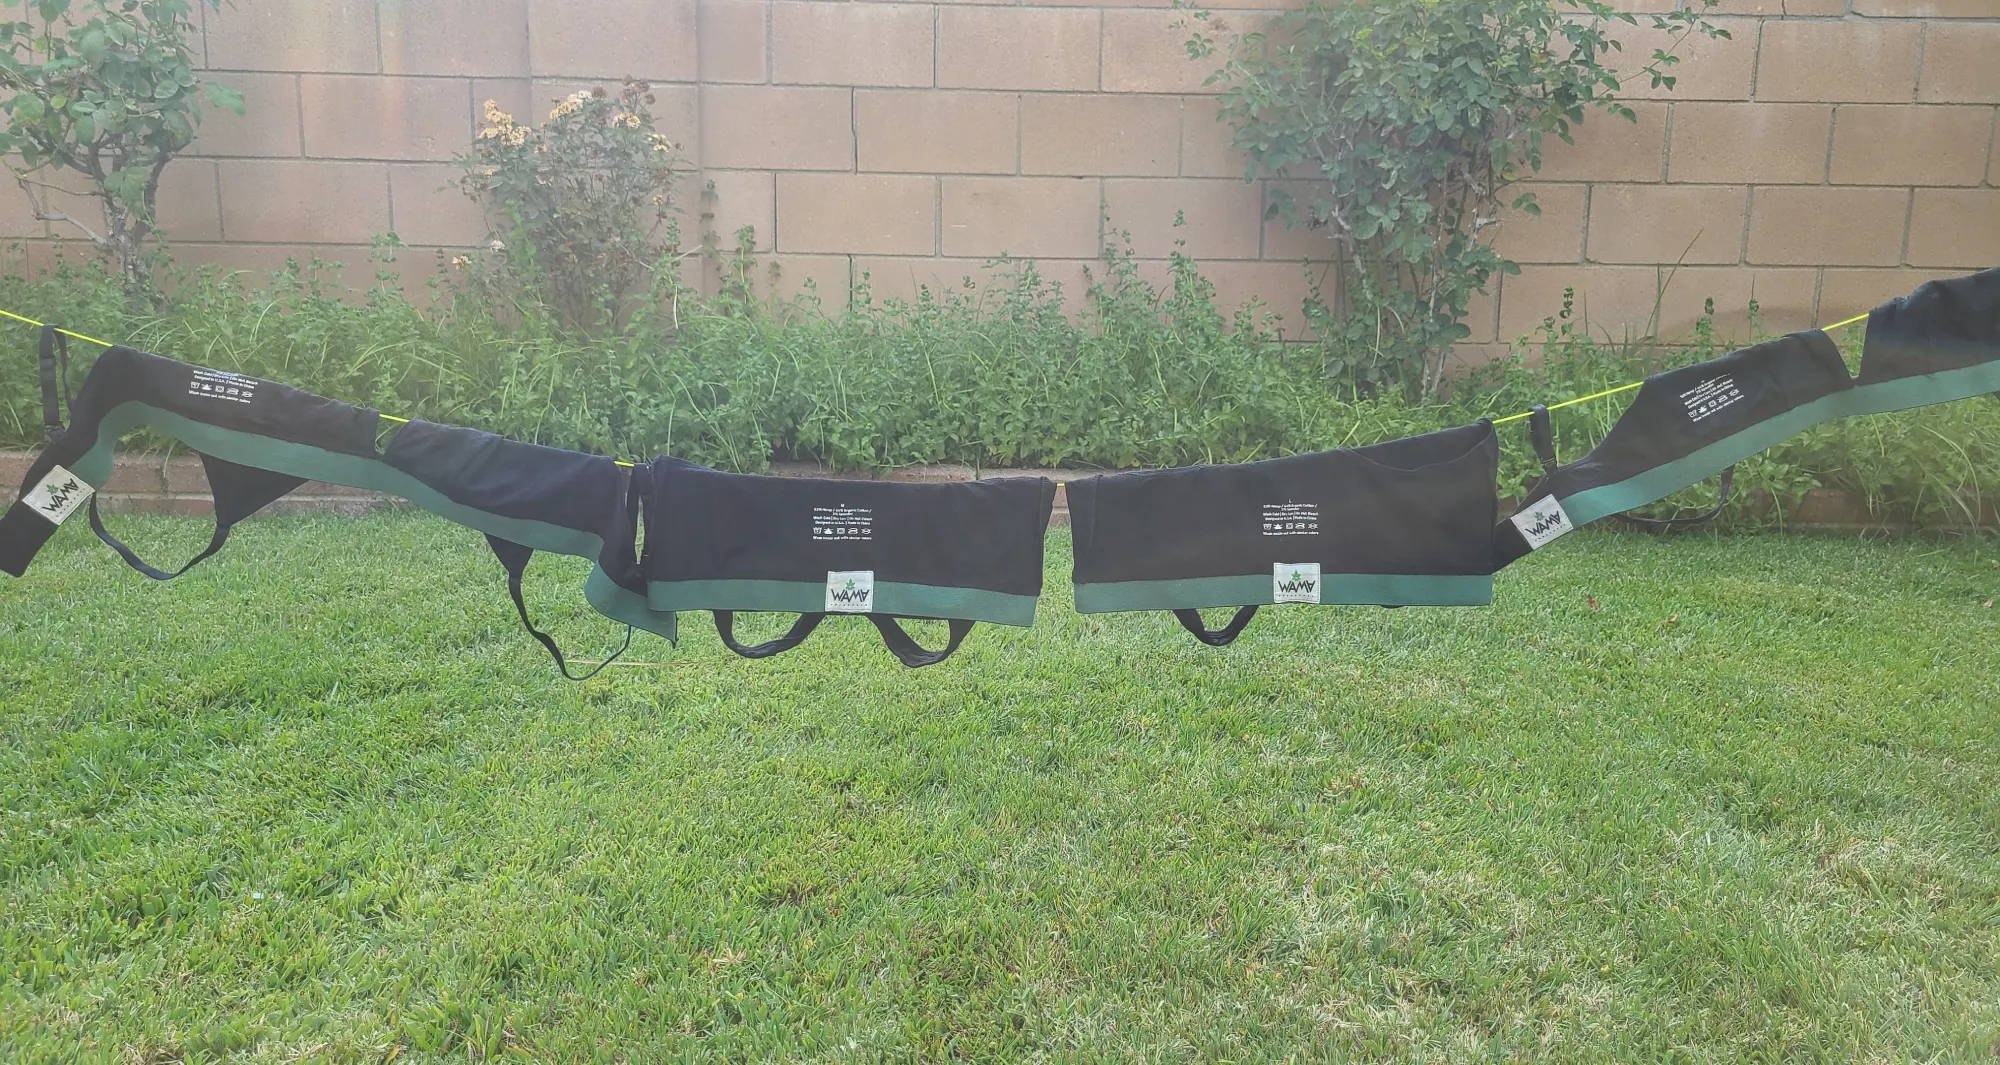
<box><xmin>0</xmin><ymin>244</ymin><xmax>1993</xmax><ymax>531</ymax></box>
<box><xmin>1187</xmin><ymin>0</ymin><xmax>1725</xmax><ymax>399</ymax></box>
<box><xmin>455</xmin><ymin>80</ymin><xmax>685</xmax><ymax>334</ymax></box>
<box><xmin>0</xmin><ymin>0</ymin><xmax>241</xmax><ymax>298</ymax></box>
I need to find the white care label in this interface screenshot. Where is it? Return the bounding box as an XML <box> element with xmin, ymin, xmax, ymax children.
<box><xmin>1261</xmin><ymin>502</ymin><xmax>1320</xmax><ymax>536</ymax></box>
<box><xmin>20</xmin><ymin>464</ymin><xmax>92</xmax><ymax>526</ymax></box>
<box><xmin>187</xmin><ymin>367</ymin><xmax>258</xmax><ymax>405</ymax></box>
<box><xmin>1272</xmin><ymin>562</ymin><xmax>1321</xmax><ymax>604</ymax></box>
<box><xmin>1680</xmin><ymin>375</ymin><xmax>1743</xmax><ymax>423</ymax></box>
<box><xmin>825</xmin><ymin>570</ymin><xmax>875</xmax><ymax>613</ymax></box>
<box><xmin>812</xmin><ymin>505</ymin><xmax>873</xmax><ymax>542</ymax></box>
<box><xmin>1510</xmin><ymin>495</ymin><xmax>1572</xmax><ymax>549</ymax></box>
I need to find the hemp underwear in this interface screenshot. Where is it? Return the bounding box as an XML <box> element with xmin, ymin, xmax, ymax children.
<box><xmin>640</xmin><ymin>457</ymin><xmax>1056</xmax><ymax>667</ymax></box>
<box><xmin>1494</xmin><ymin>329</ymin><xmax>1853</xmax><ymax>564</ymax></box>
<box><xmin>1</xmin><ymin>339</ymin><xmax>383</xmax><ymax>580</ymax></box>
<box><xmin>1067</xmin><ymin>420</ymin><xmax>1502</xmax><ymax>646</ymax></box>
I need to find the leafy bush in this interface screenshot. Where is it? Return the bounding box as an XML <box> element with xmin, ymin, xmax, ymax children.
<box><xmin>1187</xmin><ymin>0</ymin><xmax>1725</xmax><ymax>398</ymax></box>
<box><xmin>0</xmin><ymin>0</ymin><xmax>241</xmax><ymax>298</ymax></box>
<box><xmin>0</xmin><ymin>246</ymin><xmax>1994</xmax><ymax>531</ymax></box>
<box><xmin>455</xmin><ymin>81</ymin><xmax>685</xmax><ymax>333</ymax></box>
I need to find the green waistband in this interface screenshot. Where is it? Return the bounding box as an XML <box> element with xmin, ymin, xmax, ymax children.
<box><xmin>1072</xmin><ymin>572</ymin><xmax>1494</xmax><ymax>613</ymax></box>
<box><xmin>647</xmin><ymin>577</ymin><xmax>1040</xmax><ymax>627</ymax></box>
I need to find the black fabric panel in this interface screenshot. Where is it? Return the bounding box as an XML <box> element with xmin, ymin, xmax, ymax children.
<box><xmin>7</xmin><ymin>347</ymin><xmax>380</xmax><ymax>505</ymax></box>
<box><xmin>85</xmin><ymin>346</ymin><xmax>380</xmax><ymax>455</ymax></box>
<box><xmin>381</xmin><ymin>420</ymin><xmax>643</xmax><ymax>593</ymax></box>
<box><xmin>1859</xmin><ymin>266</ymin><xmax>2000</xmax><ymax>383</ymax></box>
<box><xmin>0</xmin><ymin>501</ymin><xmax>57</xmax><ymax>577</ymax></box>
<box><xmin>1068</xmin><ymin>420</ymin><xmax>1501</xmax><ymax>585</ymax></box>
<box><xmin>642</xmin><ymin>458</ymin><xmax>1056</xmax><ymax>598</ymax></box>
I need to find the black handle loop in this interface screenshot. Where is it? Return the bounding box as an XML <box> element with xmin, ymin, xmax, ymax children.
<box><xmin>88</xmin><ymin>455</ymin><xmax>305</xmax><ymax>581</ymax></box>
<box><xmin>487</xmin><ymin>535</ymin><xmax>632</xmax><ymax>680</ymax></box>
<box><xmin>1618</xmin><ymin>466</ymin><xmax>1736</xmax><ymax>528</ymax></box>
<box><xmin>1527</xmin><ymin>404</ymin><xmax>1558</xmax><ymax>476</ymax></box>
<box><xmin>1171</xmin><ymin>606</ymin><xmax>1260</xmax><ymax>647</ymax></box>
<box><xmin>88</xmin><ymin>494</ymin><xmax>229</xmax><ymax>579</ymax></box>
<box><xmin>713</xmin><ymin>610</ymin><xmax>824</xmax><ymax>658</ymax></box>
<box><xmin>868</xmin><ymin>615</ymin><xmax>975</xmax><ymax>667</ymax></box>
<box><xmin>38</xmin><ymin>324</ymin><xmax>70</xmax><ymax>441</ymax></box>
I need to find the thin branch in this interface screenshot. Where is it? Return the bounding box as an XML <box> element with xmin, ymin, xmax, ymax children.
<box><xmin>34</xmin><ymin>207</ymin><xmax>110</xmax><ymax>246</ymax></box>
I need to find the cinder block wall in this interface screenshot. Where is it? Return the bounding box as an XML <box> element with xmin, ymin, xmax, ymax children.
<box><xmin>2</xmin><ymin>0</ymin><xmax>1994</xmax><ymax>354</ymax></box>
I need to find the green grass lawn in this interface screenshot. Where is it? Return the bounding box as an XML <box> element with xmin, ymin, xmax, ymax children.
<box><xmin>2</xmin><ymin>515</ymin><xmax>1997</xmax><ymax>1064</ymax></box>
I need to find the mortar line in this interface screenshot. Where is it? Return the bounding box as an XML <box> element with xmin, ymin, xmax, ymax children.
<box><xmin>1897</xmin><ymin>187</ymin><xmax>1914</xmax><ymax>266</ymax></box>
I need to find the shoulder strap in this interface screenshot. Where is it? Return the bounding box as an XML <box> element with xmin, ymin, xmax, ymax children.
<box><xmin>1171</xmin><ymin>606</ymin><xmax>1259</xmax><ymax>646</ymax></box>
<box><xmin>1527</xmin><ymin>403</ymin><xmax>1558</xmax><ymax>475</ymax></box>
<box><xmin>486</xmin><ymin>535</ymin><xmax>632</xmax><ymax>680</ymax></box>
<box><xmin>868</xmin><ymin>615</ymin><xmax>975</xmax><ymax>667</ymax></box>
<box><xmin>713</xmin><ymin>610</ymin><xmax>824</xmax><ymax>658</ymax></box>
<box><xmin>1618</xmin><ymin>466</ymin><xmax>1735</xmax><ymax>528</ymax></box>
<box><xmin>38</xmin><ymin>325</ymin><xmax>69</xmax><ymax>441</ymax></box>
<box><xmin>88</xmin><ymin>455</ymin><xmax>306</xmax><ymax>580</ymax></box>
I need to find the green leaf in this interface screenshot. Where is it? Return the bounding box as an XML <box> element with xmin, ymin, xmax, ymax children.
<box><xmin>204</xmin><ymin>82</ymin><xmax>244</xmax><ymax>115</ymax></box>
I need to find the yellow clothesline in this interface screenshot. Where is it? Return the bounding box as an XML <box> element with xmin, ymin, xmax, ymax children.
<box><xmin>4</xmin><ymin>304</ymin><xmax>1876</xmax><ymax>463</ymax></box>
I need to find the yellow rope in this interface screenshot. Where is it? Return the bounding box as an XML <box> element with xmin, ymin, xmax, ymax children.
<box><xmin>4</xmin><ymin>304</ymin><xmax>1876</xmax><ymax>458</ymax></box>
<box><xmin>0</xmin><ymin>306</ymin><xmax>117</xmax><ymax>349</ymax></box>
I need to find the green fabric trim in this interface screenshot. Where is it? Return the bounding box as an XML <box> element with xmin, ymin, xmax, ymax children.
<box><xmin>64</xmin><ymin>401</ymin><xmax>677</xmax><ymax>640</ymax></box>
<box><xmin>1072</xmin><ymin>572</ymin><xmax>1494</xmax><ymax>613</ymax></box>
<box><xmin>646</xmin><ymin>578</ymin><xmax>1040</xmax><ymax>627</ymax></box>
<box><xmin>585</xmin><ymin>565</ymin><xmax>676</xmax><ymax>640</ymax></box>
<box><xmin>1834</xmin><ymin>358</ymin><xmax>2000</xmax><ymax>419</ymax></box>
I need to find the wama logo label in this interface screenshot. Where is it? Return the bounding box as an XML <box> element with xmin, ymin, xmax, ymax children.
<box><xmin>21</xmin><ymin>464</ymin><xmax>92</xmax><ymax>526</ymax></box>
<box><xmin>1510</xmin><ymin>495</ymin><xmax>1572</xmax><ymax>549</ymax></box>
<box><xmin>1272</xmin><ymin>562</ymin><xmax>1321</xmax><ymax>604</ymax></box>
<box><xmin>825</xmin><ymin>570</ymin><xmax>875</xmax><ymax>612</ymax></box>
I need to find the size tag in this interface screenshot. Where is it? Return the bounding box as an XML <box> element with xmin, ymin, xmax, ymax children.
<box><xmin>825</xmin><ymin>570</ymin><xmax>875</xmax><ymax>613</ymax></box>
<box><xmin>1272</xmin><ymin>562</ymin><xmax>1321</xmax><ymax>604</ymax></box>
<box><xmin>1510</xmin><ymin>495</ymin><xmax>1572</xmax><ymax>549</ymax></box>
<box><xmin>20</xmin><ymin>464</ymin><xmax>92</xmax><ymax>526</ymax></box>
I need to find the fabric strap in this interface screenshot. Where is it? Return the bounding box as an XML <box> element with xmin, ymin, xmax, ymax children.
<box><xmin>486</xmin><ymin>535</ymin><xmax>632</xmax><ymax>680</ymax></box>
<box><xmin>38</xmin><ymin>325</ymin><xmax>68</xmax><ymax>441</ymax></box>
<box><xmin>868</xmin><ymin>615</ymin><xmax>975</xmax><ymax>667</ymax></box>
<box><xmin>712</xmin><ymin>610</ymin><xmax>975</xmax><ymax>667</ymax></box>
<box><xmin>712</xmin><ymin>610</ymin><xmax>824</xmax><ymax>658</ymax></box>
<box><xmin>1171</xmin><ymin>606</ymin><xmax>1259</xmax><ymax>646</ymax></box>
<box><xmin>1527</xmin><ymin>404</ymin><xmax>1558</xmax><ymax>475</ymax></box>
<box><xmin>88</xmin><ymin>454</ymin><xmax>307</xmax><ymax>580</ymax></box>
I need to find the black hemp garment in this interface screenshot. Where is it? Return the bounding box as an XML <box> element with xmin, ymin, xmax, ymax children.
<box><xmin>1</xmin><ymin>343</ymin><xmax>381</xmax><ymax>579</ymax></box>
<box><xmin>378</xmin><ymin>420</ymin><xmax>674</xmax><ymax>679</ymax></box>
<box><xmin>641</xmin><ymin>457</ymin><xmax>1056</xmax><ymax>666</ymax></box>
<box><xmin>1493</xmin><ymin>329</ymin><xmax>1854</xmax><ymax>566</ymax></box>
<box><xmin>1841</xmin><ymin>265</ymin><xmax>2000</xmax><ymax>417</ymax></box>
<box><xmin>1067</xmin><ymin>421</ymin><xmax>1501</xmax><ymax>646</ymax></box>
